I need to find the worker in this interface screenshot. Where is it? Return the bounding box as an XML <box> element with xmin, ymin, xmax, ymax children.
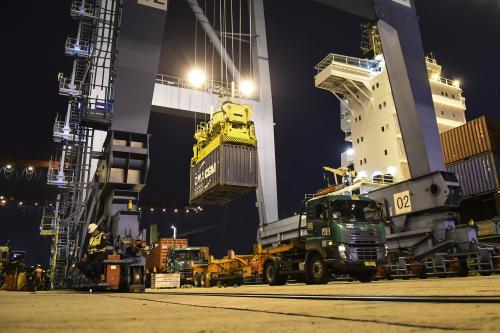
<box><xmin>76</xmin><ymin>223</ymin><xmax>111</xmax><ymax>280</ymax></box>
<box><xmin>468</xmin><ymin>219</ymin><xmax>478</xmax><ymax>233</ymax></box>
<box><xmin>34</xmin><ymin>264</ymin><xmax>44</xmax><ymax>290</ymax></box>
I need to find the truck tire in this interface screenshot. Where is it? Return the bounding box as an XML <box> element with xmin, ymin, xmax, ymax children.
<box><xmin>264</xmin><ymin>261</ymin><xmax>287</xmax><ymax>286</ymax></box>
<box><xmin>194</xmin><ymin>273</ymin><xmax>201</xmax><ymax>287</ymax></box>
<box><xmin>200</xmin><ymin>272</ymin><xmax>207</xmax><ymax>287</ymax></box>
<box><xmin>307</xmin><ymin>254</ymin><xmax>328</xmax><ymax>284</ymax></box>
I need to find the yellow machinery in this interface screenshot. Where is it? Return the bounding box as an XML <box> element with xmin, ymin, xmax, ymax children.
<box><xmin>191</xmin><ymin>100</ymin><xmax>257</xmax><ymax>166</ymax></box>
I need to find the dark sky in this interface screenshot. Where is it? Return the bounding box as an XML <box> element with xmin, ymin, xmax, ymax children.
<box><xmin>1</xmin><ymin>0</ymin><xmax>499</xmax><ymax>267</ymax></box>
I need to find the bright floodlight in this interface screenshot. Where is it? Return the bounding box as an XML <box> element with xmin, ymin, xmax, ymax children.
<box><xmin>239</xmin><ymin>79</ymin><xmax>255</xmax><ymax>97</ymax></box>
<box><xmin>5</xmin><ymin>164</ymin><xmax>12</xmax><ymax>170</ymax></box>
<box><xmin>346</xmin><ymin>148</ymin><xmax>354</xmax><ymax>156</ymax></box>
<box><xmin>187</xmin><ymin>69</ymin><xmax>206</xmax><ymax>88</ymax></box>
<box><xmin>431</xmin><ymin>73</ymin><xmax>440</xmax><ymax>81</ymax></box>
<box><xmin>453</xmin><ymin>80</ymin><xmax>461</xmax><ymax>88</ymax></box>
<box><xmin>27</xmin><ymin>166</ymin><xmax>34</xmax><ymax>172</ymax></box>
<box><xmin>387</xmin><ymin>166</ymin><xmax>397</xmax><ymax>175</ymax></box>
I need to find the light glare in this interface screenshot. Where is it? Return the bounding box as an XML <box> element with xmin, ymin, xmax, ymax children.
<box><xmin>239</xmin><ymin>79</ymin><xmax>255</xmax><ymax>97</ymax></box>
<box><xmin>187</xmin><ymin>69</ymin><xmax>206</xmax><ymax>88</ymax></box>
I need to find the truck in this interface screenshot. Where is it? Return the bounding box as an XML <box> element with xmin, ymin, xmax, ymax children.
<box><xmin>192</xmin><ymin>194</ymin><xmax>387</xmax><ymax>287</ymax></box>
<box><xmin>146</xmin><ymin>238</ymin><xmax>208</xmax><ymax>285</ymax></box>
<box><xmin>260</xmin><ymin>194</ymin><xmax>387</xmax><ymax>284</ymax></box>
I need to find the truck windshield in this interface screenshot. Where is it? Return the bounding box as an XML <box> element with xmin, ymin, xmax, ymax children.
<box><xmin>330</xmin><ymin>200</ymin><xmax>379</xmax><ymax>222</ymax></box>
<box><xmin>174</xmin><ymin>250</ymin><xmax>201</xmax><ymax>261</ymax></box>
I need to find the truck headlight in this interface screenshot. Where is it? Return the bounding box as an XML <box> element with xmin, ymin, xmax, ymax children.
<box><xmin>338</xmin><ymin>244</ymin><xmax>347</xmax><ymax>260</ymax></box>
<box><xmin>384</xmin><ymin>244</ymin><xmax>388</xmax><ymax>257</ymax></box>
<box><xmin>327</xmin><ymin>240</ymin><xmax>334</xmax><ymax>247</ymax></box>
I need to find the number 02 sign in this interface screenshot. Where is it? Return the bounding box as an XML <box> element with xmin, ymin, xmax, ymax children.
<box><xmin>393</xmin><ymin>190</ymin><xmax>412</xmax><ymax>215</ymax></box>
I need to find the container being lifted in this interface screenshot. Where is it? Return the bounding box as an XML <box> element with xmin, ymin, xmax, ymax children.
<box><xmin>189</xmin><ymin>100</ymin><xmax>258</xmax><ymax>205</ymax></box>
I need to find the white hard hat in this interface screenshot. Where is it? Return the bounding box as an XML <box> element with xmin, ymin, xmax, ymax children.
<box><xmin>88</xmin><ymin>223</ymin><xmax>98</xmax><ymax>234</ymax></box>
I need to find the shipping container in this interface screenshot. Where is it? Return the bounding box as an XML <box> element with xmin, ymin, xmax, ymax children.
<box><xmin>446</xmin><ymin>153</ymin><xmax>500</xmax><ymax>197</ymax></box>
<box><xmin>440</xmin><ymin>116</ymin><xmax>500</xmax><ymax>165</ymax></box>
<box><xmin>189</xmin><ymin>144</ymin><xmax>257</xmax><ymax>205</ymax></box>
<box><xmin>146</xmin><ymin>238</ymin><xmax>188</xmax><ymax>273</ymax></box>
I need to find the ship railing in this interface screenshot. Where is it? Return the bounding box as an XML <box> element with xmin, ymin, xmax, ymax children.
<box><xmin>315</xmin><ymin>53</ymin><xmax>379</xmax><ymax>73</ymax></box>
<box><xmin>429</xmin><ymin>74</ymin><xmax>460</xmax><ymax>88</ymax></box>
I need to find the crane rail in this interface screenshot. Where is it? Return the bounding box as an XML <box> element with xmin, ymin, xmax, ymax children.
<box><xmin>155</xmin><ymin>291</ymin><xmax>500</xmax><ymax>304</ymax></box>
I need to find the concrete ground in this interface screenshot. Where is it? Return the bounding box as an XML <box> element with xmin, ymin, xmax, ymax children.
<box><xmin>1</xmin><ymin>275</ymin><xmax>499</xmax><ymax>333</ymax></box>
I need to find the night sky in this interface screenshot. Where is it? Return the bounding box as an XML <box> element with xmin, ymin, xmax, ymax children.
<box><xmin>1</xmin><ymin>0</ymin><xmax>499</xmax><ymax>267</ymax></box>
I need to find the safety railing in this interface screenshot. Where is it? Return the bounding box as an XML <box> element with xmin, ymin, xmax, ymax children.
<box><xmin>70</xmin><ymin>1</ymin><xmax>97</xmax><ymax>20</ymax></box>
<box><xmin>315</xmin><ymin>53</ymin><xmax>379</xmax><ymax>73</ymax></box>
<box><xmin>47</xmin><ymin>160</ymin><xmax>75</xmax><ymax>188</ymax></box>
<box><xmin>65</xmin><ymin>37</ymin><xmax>92</xmax><ymax>58</ymax></box>
<box><xmin>40</xmin><ymin>215</ymin><xmax>57</xmax><ymax>236</ymax></box>
<box><xmin>155</xmin><ymin>74</ymin><xmax>254</xmax><ymax>100</ymax></box>
<box><xmin>429</xmin><ymin>74</ymin><xmax>460</xmax><ymax>88</ymax></box>
<box><xmin>59</xmin><ymin>77</ymin><xmax>83</xmax><ymax>97</ymax></box>
<box><xmin>53</xmin><ymin>118</ymin><xmax>84</xmax><ymax>143</ymax></box>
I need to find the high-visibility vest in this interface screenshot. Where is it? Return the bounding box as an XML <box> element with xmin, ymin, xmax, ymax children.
<box><xmin>88</xmin><ymin>232</ymin><xmax>105</xmax><ymax>254</ymax></box>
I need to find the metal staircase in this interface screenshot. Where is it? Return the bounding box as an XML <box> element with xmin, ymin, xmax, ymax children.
<box><xmin>42</xmin><ymin>0</ymin><xmax>118</xmax><ymax>288</ymax></box>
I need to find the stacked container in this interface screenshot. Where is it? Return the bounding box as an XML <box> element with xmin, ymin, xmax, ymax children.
<box><xmin>440</xmin><ymin>116</ymin><xmax>500</xmax><ymax>197</ymax></box>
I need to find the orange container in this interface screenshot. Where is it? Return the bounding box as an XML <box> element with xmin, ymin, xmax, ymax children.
<box><xmin>440</xmin><ymin>116</ymin><xmax>500</xmax><ymax>165</ymax></box>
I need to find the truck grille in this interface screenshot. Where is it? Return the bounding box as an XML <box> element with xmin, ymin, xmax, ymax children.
<box><xmin>354</xmin><ymin>247</ymin><xmax>378</xmax><ymax>261</ymax></box>
<box><xmin>347</xmin><ymin>229</ymin><xmax>379</xmax><ymax>245</ymax></box>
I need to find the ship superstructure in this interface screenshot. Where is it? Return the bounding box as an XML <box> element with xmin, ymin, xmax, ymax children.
<box><xmin>315</xmin><ymin>27</ymin><xmax>466</xmax><ymax>183</ymax></box>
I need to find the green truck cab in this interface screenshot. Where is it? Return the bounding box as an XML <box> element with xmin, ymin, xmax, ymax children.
<box><xmin>263</xmin><ymin>194</ymin><xmax>387</xmax><ymax>285</ymax></box>
<box><xmin>167</xmin><ymin>247</ymin><xmax>208</xmax><ymax>284</ymax></box>
<box><xmin>304</xmin><ymin>194</ymin><xmax>387</xmax><ymax>282</ymax></box>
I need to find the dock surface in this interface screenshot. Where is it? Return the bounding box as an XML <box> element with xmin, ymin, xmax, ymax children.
<box><xmin>1</xmin><ymin>275</ymin><xmax>500</xmax><ymax>333</ymax></box>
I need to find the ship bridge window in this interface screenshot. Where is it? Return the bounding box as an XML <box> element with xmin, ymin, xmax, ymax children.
<box><xmin>384</xmin><ymin>149</ymin><xmax>388</xmax><ymax>156</ymax></box>
<box><xmin>381</xmin><ymin>126</ymin><xmax>385</xmax><ymax>132</ymax></box>
<box><xmin>441</xmin><ymin>110</ymin><xmax>445</xmax><ymax>115</ymax></box>
<box><xmin>383</xmin><ymin>101</ymin><xmax>387</xmax><ymax>107</ymax></box>
<box><xmin>379</xmin><ymin>104</ymin><xmax>382</xmax><ymax>110</ymax></box>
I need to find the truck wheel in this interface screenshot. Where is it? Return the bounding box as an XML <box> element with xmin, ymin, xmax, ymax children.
<box><xmin>307</xmin><ymin>254</ymin><xmax>328</xmax><ymax>284</ymax></box>
<box><xmin>200</xmin><ymin>272</ymin><xmax>207</xmax><ymax>287</ymax></box>
<box><xmin>194</xmin><ymin>273</ymin><xmax>201</xmax><ymax>287</ymax></box>
<box><xmin>264</xmin><ymin>261</ymin><xmax>286</xmax><ymax>286</ymax></box>
<box><xmin>353</xmin><ymin>271</ymin><xmax>376</xmax><ymax>283</ymax></box>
